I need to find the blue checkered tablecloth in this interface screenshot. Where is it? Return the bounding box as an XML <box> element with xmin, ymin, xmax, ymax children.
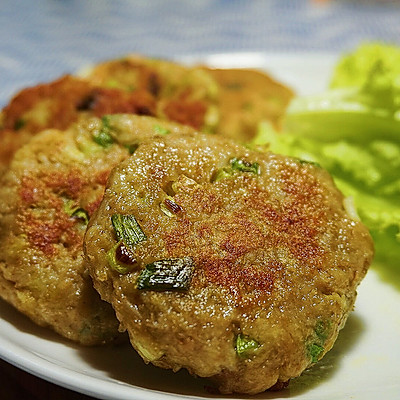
<box><xmin>1</xmin><ymin>0</ymin><xmax>400</xmax><ymax>106</ymax></box>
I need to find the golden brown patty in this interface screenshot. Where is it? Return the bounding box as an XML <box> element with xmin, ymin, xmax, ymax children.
<box><xmin>206</xmin><ymin>68</ymin><xmax>294</xmax><ymax>141</ymax></box>
<box><xmin>84</xmin><ymin>132</ymin><xmax>373</xmax><ymax>392</ymax></box>
<box><xmin>80</xmin><ymin>55</ymin><xmax>220</xmax><ymax>132</ymax></box>
<box><xmin>0</xmin><ymin>56</ymin><xmax>294</xmax><ymax>171</ymax></box>
<box><xmin>0</xmin><ymin>114</ymin><xmax>194</xmax><ymax>345</ymax></box>
<box><xmin>83</xmin><ymin>57</ymin><xmax>295</xmax><ymax>141</ymax></box>
<box><xmin>0</xmin><ymin>75</ymin><xmax>156</xmax><ymax>170</ymax></box>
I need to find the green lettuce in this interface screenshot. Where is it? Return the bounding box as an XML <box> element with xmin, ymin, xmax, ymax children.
<box><xmin>253</xmin><ymin>43</ymin><xmax>400</xmax><ymax>285</ymax></box>
<box><xmin>331</xmin><ymin>42</ymin><xmax>400</xmax><ymax>109</ymax></box>
<box><xmin>285</xmin><ymin>42</ymin><xmax>400</xmax><ymax>143</ymax></box>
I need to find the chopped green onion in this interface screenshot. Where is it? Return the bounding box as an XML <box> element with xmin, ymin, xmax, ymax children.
<box><xmin>308</xmin><ymin>343</ymin><xmax>324</xmax><ymax>363</ymax></box>
<box><xmin>305</xmin><ymin>320</ymin><xmax>330</xmax><ymax>364</ymax></box>
<box><xmin>171</xmin><ymin>175</ymin><xmax>199</xmax><ymax>193</ymax></box>
<box><xmin>230</xmin><ymin>158</ymin><xmax>260</xmax><ymax>174</ymax></box>
<box><xmin>14</xmin><ymin>118</ymin><xmax>26</xmax><ymax>130</ymax></box>
<box><xmin>212</xmin><ymin>157</ymin><xmax>260</xmax><ymax>182</ymax></box>
<box><xmin>212</xmin><ymin>168</ymin><xmax>234</xmax><ymax>182</ymax></box>
<box><xmin>70</xmin><ymin>208</ymin><xmax>90</xmax><ymax>224</ymax></box>
<box><xmin>111</xmin><ymin>214</ymin><xmax>147</xmax><ymax>247</ymax></box>
<box><xmin>125</xmin><ymin>143</ymin><xmax>139</xmax><ymax>154</ymax></box>
<box><xmin>106</xmin><ymin>240</ymin><xmax>137</xmax><ymax>274</ymax></box>
<box><xmin>105</xmin><ymin>79</ymin><xmax>121</xmax><ymax>89</ymax></box>
<box><xmin>137</xmin><ymin>257</ymin><xmax>194</xmax><ymax>291</ymax></box>
<box><xmin>93</xmin><ymin>116</ymin><xmax>114</xmax><ymax>147</ymax></box>
<box><xmin>235</xmin><ymin>333</ymin><xmax>260</xmax><ymax>357</ymax></box>
<box><xmin>153</xmin><ymin>124</ymin><xmax>171</xmax><ymax>136</ymax></box>
<box><xmin>298</xmin><ymin>159</ymin><xmax>321</xmax><ymax>168</ymax></box>
<box><xmin>64</xmin><ymin>199</ymin><xmax>77</xmax><ymax>215</ymax></box>
<box><xmin>63</xmin><ymin>200</ymin><xmax>89</xmax><ymax>224</ymax></box>
<box><xmin>314</xmin><ymin>319</ymin><xmax>330</xmax><ymax>343</ymax></box>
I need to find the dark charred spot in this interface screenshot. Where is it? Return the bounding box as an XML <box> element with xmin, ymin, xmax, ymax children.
<box><xmin>2</xmin><ymin>75</ymin><xmax>93</xmax><ymax>133</ymax></box>
<box><xmin>76</xmin><ymin>92</ymin><xmax>97</xmax><ymax>111</ymax></box>
<box><xmin>163</xmin><ymin>94</ymin><xmax>207</xmax><ymax>130</ymax></box>
<box><xmin>147</xmin><ymin>72</ymin><xmax>161</xmax><ymax>96</ymax></box>
<box><xmin>164</xmin><ymin>198</ymin><xmax>183</xmax><ymax>214</ymax></box>
<box><xmin>79</xmin><ymin>87</ymin><xmax>157</xmax><ymax>117</ymax></box>
<box><xmin>135</xmin><ymin>104</ymin><xmax>154</xmax><ymax>116</ymax></box>
<box><xmin>115</xmin><ymin>241</ymin><xmax>138</xmax><ymax>266</ymax></box>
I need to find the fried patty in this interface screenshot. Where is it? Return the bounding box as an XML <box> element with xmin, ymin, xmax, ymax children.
<box><xmin>83</xmin><ymin>57</ymin><xmax>295</xmax><ymax>140</ymax></box>
<box><xmin>0</xmin><ymin>56</ymin><xmax>294</xmax><ymax>172</ymax></box>
<box><xmin>80</xmin><ymin>55</ymin><xmax>219</xmax><ymax>132</ymax></box>
<box><xmin>206</xmin><ymin>68</ymin><xmax>294</xmax><ymax>141</ymax></box>
<box><xmin>0</xmin><ymin>75</ymin><xmax>156</xmax><ymax>171</ymax></box>
<box><xmin>83</xmin><ymin>132</ymin><xmax>373</xmax><ymax>393</ymax></box>
<box><xmin>0</xmin><ymin>114</ymin><xmax>193</xmax><ymax>345</ymax></box>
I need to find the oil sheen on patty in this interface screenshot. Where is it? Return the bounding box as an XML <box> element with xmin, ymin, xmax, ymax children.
<box><xmin>84</xmin><ymin>131</ymin><xmax>373</xmax><ymax>392</ymax></box>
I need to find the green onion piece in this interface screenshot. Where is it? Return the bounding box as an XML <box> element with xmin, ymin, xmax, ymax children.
<box><xmin>212</xmin><ymin>157</ymin><xmax>260</xmax><ymax>182</ymax></box>
<box><xmin>105</xmin><ymin>79</ymin><xmax>121</xmax><ymax>89</ymax></box>
<box><xmin>298</xmin><ymin>159</ymin><xmax>321</xmax><ymax>168</ymax></box>
<box><xmin>230</xmin><ymin>158</ymin><xmax>260</xmax><ymax>174</ymax></box>
<box><xmin>153</xmin><ymin>124</ymin><xmax>171</xmax><ymax>136</ymax></box>
<box><xmin>314</xmin><ymin>319</ymin><xmax>330</xmax><ymax>343</ymax></box>
<box><xmin>308</xmin><ymin>343</ymin><xmax>324</xmax><ymax>363</ymax></box>
<box><xmin>14</xmin><ymin>118</ymin><xmax>26</xmax><ymax>130</ymax></box>
<box><xmin>63</xmin><ymin>200</ymin><xmax>89</xmax><ymax>224</ymax></box>
<box><xmin>125</xmin><ymin>143</ymin><xmax>139</xmax><ymax>154</ymax></box>
<box><xmin>70</xmin><ymin>208</ymin><xmax>90</xmax><ymax>224</ymax></box>
<box><xmin>212</xmin><ymin>168</ymin><xmax>233</xmax><ymax>182</ymax></box>
<box><xmin>106</xmin><ymin>240</ymin><xmax>137</xmax><ymax>274</ymax></box>
<box><xmin>137</xmin><ymin>257</ymin><xmax>194</xmax><ymax>291</ymax></box>
<box><xmin>93</xmin><ymin>116</ymin><xmax>114</xmax><ymax>147</ymax></box>
<box><xmin>64</xmin><ymin>200</ymin><xmax>77</xmax><ymax>215</ymax></box>
<box><xmin>235</xmin><ymin>333</ymin><xmax>260</xmax><ymax>357</ymax></box>
<box><xmin>111</xmin><ymin>214</ymin><xmax>147</xmax><ymax>248</ymax></box>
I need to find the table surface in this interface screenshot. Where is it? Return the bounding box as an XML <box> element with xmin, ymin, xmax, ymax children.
<box><xmin>1</xmin><ymin>1</ymin><xmax>400</xmax><ymax>399</ymax></box>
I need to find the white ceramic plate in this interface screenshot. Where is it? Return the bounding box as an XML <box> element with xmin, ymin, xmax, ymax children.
<box><xmin>1</xmin><ymin>54</ymin><xmax>400</xmax><ymax>400</ymax></box>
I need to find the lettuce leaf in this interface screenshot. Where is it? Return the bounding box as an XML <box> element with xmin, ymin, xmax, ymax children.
<box><xmin>253</xmin><ymin>122</ymin><xmax>400</xmax><ymax>282</ymax></box>
<box><xmin>285</xmin><ymin>42</ymin><xmax>400</xmax><ymax>143</ymax></box>
<box><xmin>331</xmin><ymin>42</ymin><xmax>400</xmax><ymax>115</ymax></box>
<box><xmin>253</xmin><ymin>43</ymin><xmax>400</xmax><ymax>282</ymax></box>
